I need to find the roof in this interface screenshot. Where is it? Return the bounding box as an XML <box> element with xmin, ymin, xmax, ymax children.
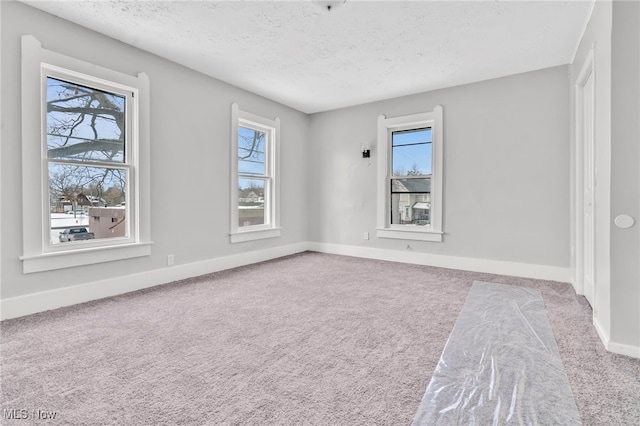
<box><xmin>392</xmin><ymin>178</ymin><xmax>431</xmax><ymax>194</ymax></box>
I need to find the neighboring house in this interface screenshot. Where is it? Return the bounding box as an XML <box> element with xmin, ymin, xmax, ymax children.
<box><xmin>86</xmin><ymin>195</ymin><xmax>107</xmax><ymax>207</ymax></box>
<box><xmin>239</xmin><ymin>190</ymin><xmax>262</xmax><ymax>204</ymax></box>
<box><xmin>391</xmin><ymin>177</ymin><xmax>431</xmax><ymax>225</ymax></box>
<box><xmin>54</xmin><ymin>193</ymin><xmax>106</xmax><ymax>213</ymax></box>
<box><xmin>89</xmin><ymin>207</ymin><xmax>126</xmax><ymax>239</ymax></box>
<box><xmin>238</xmin><ymin>205</ymin><xmax>265</xmax><ymax>227</ymax></box>
<box><xmin>238</xmin><ymin>189</ymin><xmax>265</xmax><ymax>226</ymax></box>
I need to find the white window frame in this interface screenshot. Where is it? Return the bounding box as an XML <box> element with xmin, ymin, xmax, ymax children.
<box><xmin>19</xmin><ymin>35</ymin><xmax>152</xmax><ymax>273</ymax></box>
<box><xmin>376</xmin><ymin>106</ymin><xmax>444</xmax><ymax>242</ymax></box>
<box><xmin>230</xmin><ymin>103</ymin><xmax>281</xmax><ymax>243</ymax></box>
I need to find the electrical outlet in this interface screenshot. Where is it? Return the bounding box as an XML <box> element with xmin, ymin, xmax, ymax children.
<box><xmin>364</xmin><ymin>231</ymin><xmax>369</xmax><ymax>240</ymax></box>
<box><xmin>167</xmin><ymin>254</ymin><xmax>174</xmax><ymax>266</ymax></box>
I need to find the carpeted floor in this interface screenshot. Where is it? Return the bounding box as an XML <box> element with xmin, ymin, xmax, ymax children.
<box><xmin>1</xmin><ymin>252</ymin><xmax>639</xmax><ymax>425</ymax></box>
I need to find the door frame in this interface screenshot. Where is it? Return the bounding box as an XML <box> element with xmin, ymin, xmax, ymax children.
<box><xmin>574</xmin><ymin>46</ymin><xmax>596</xmax><ymax>306</ymax></box>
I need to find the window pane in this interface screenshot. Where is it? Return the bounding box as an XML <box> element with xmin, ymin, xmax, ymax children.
<box><xmin>238</xmin><ymin>178</ymin><xmax>265</xmax><ymax>227</ymax></box>
<box><xmin>391</xmin><ymin>178</ymin><xmax>431</xmax><ymax>225</ymax></box>
<box><xmin>390</xmin><ymin>192</ymin><xmax>431</xmax><ymax>226</ymax></box>
<box><xmin>49</xmin><ymin>164</ymin><xmax>127</xmax><ymax>244</ymax></box>
<box><xmin>46</xmin><ymin>77</ymin><xmax>125</xmax><ymax>163</ymax></box>
<box><xmin>391</xmin><ymin>177</ymin><xmax>431</xmax><ymax>193</ymax></box>
<box><xmin>392</xmin><ymin>128</ymin><xmax>432</xmax><ymax>176</ymax></box>
<box><xmin>392</xmin><ymin>128</ymin><xmax>432</xmax><ymax>146</ymax></box>
<box><xmin>238</xmin><ymin>126</ymin><xmax>266</xmax><ymax>175</ymax></box>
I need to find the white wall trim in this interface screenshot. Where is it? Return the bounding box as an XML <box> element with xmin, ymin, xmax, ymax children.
<box><xmin>230</xmin><ymin>103</ymin><xmax>281</xmax><ymax>242</ymax></box>
<box><xmin>376</xmin><ymin>107</ymin><xmax>444</xmax><ymax>240</ymax></box>
<box><xmin>20</xmin><ymin>35</ymin><xmax>152</xmax><ymax>273</ymax></box>
<box><xmin>573</xmin><ymin>45</ymin><xmax>596</xmax><ymax>299</ymax></box>
<box><xmin>1</xmin><ymin>241</ymin><xmax>572</xmax><ymax>321</ymax></box>
<box><xmin>308</xmin><ymin>242</ymin><xmax>572</xmax><ymax>282</ymax></box>
<box><xmin>606</xmin><ymin>341</ymin><xmax>640</xmax><ymax>359</ymax></box>
<box><xmin>1</xmin><ymin>242</ymin><xmax>308</xmax><ymax>320</ymax></box>
<box><xmin>570</xmin><ymin>0</ymin><xmax>597</xmax><ymax>65</ymax></box>
<box><xmin>594</xmin><ymin>316</ymin><xmax>640</xmax><ymax>359</ymax></box>
<box><xmin>4</xmin><ymin>240</ymin><xmax>636</xmax><ymax>359</ymax></box>
<box><xmin>593</xmin><ymin>314</ymin><xmax>610</xmax><ymax>348</ymax></box>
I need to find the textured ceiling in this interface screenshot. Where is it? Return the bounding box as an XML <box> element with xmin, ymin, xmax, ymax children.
<box><xmin>21</xmin><ymin>0</ymin><xmax>594</xmax><ymax>114</ymax></box>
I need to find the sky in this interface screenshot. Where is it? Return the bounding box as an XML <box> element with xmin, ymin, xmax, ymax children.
<box><xmin>392</xmin><ymin>127</ymin><xmax>432</xmax><ymax>176</ymax></box>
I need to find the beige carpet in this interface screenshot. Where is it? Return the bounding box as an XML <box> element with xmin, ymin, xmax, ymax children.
<box><xmin>1</xmin><ymin>252</ymin><xmax>639</xmax><ymax>425</ymax></box>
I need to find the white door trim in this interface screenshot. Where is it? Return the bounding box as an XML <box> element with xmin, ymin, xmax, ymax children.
<box><xmin>574</xmin><ymin>46</ymin><xmax>596</xmax><ymax>306</ymax></box>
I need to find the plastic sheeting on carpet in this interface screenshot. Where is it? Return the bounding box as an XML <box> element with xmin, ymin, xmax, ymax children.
<box><xmin>412</xmin><ymin>281</ymin><xmax>582</xmax><ymax>425</ymax></box>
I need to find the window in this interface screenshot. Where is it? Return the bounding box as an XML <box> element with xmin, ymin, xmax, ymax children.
<box><xmin>377</xmin><ymin>106</ymin><xmax>444</xmax><ymax>241</ymax></box>
<box><xmin>391</xmin><ymin>128</ymin><xmax>432</xmax><ymax>226</ymax></box>
<box><xmin>45</xmin><ymin>74</ymin><xmax>130</xmax><ymax>245</ymax></box>
<box><xmin>230</xmin><ymin>103</ymin><xmax>280</xmax><ymax>243</ymax></box>
<box><xmin>20</xmin><ymin>36</ymin><xmax>151</xmax><ymax>273</ymax></box>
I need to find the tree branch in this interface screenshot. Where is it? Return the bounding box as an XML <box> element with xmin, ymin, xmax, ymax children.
<box><xmin>47</xmin><ymin>104</ymin><xmax>123</xmax><ymax>119</ymax></box>
<box><xmin>48</xmin><ymin>139</ymin><xmax>123</xmax><ymax>158</ymax></box>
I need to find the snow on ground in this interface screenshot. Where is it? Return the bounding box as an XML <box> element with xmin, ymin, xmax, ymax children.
<box><xmin>50</xmin><ymin>213</ymin><xmax>90</xmax><ymax>245</ymax></box>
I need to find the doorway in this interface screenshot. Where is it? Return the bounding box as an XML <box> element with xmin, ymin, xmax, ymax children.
<box><xmin>575</xmin><ymin>49</ymin><xmax>595</xmax><ymax>307</ymax></box>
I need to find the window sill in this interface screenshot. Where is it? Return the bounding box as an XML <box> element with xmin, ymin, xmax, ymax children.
<box><xmin>20</xmin><ymin>241</ymin><xmax>153</xmax><ymax>274</ymax></box>
<box><xmin>376</xmin><ymin>228</ymin><xmax>443</xmax><ymax>242</ymax></box>
<box><xmin>230</xmin><ymin>227</ymin><xmax>281</xmax><ymax>243</ymax></box>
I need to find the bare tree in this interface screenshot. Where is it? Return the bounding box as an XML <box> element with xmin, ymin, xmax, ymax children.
<box><xmin>238</xmin><ymin>128</ymin><xmax>264</xmax><ymax>163</ymax></box>
<box><xmin>47</xmin><ymin>77</ymin><xmax>126</xmax><ymax>208</ymax></box>
<box><xmin>47</xmin><ymin>78</ymin><xmax>124</xmax><ymax>161</ymax></box>
<box><xmin>407</xmin><ymin>163</ymin><xmax>422</xmax><ymax>176</ymax></box>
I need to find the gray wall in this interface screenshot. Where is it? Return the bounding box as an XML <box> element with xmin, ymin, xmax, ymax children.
<box><xmin>308</xmin><ymin>67</ymin><xmax>571</xmax><ymax>267</ymax></box>
<box><xmin>1</xmin><ymin>1</ymin><xmax>310</xmax><ymax>299</ymax></box>
<box><xmin>570</xmin><ymin>0</ymin><xmax>614</xmax><ymax>342</ymax></box>
<box><xmin>610</xmin><ymin>0</ymin><xmax>640</xmax><ymax>347</ymax></box>
<box><xmin>570</xmin><ymin>0</ymin><xmax>640</xmax><ymax>351</ymax></box>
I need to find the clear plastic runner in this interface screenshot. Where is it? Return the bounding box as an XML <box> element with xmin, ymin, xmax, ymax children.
<box><xmin>412</xmin><ymin>281</ymin><xmax>581</xmax><ymax>425</ymax></box>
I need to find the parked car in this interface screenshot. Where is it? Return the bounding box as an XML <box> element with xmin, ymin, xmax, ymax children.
<box><xmin>67</xmin><ymin>209</ymin><xmax>86</xmax><ymax>215</ymax></box>
<box><xmin>59</xmin><ymin>227</ymin><xmax>95</xmax><ymax>242</ymax></box>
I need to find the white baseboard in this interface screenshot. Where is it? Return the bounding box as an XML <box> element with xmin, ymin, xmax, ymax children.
<box><xmin>311</xmin><ymin>243</ymin><xmax>640</xmax><ymax>358</ymax></box>
<box><xmin>594</xmin><ymin>317</ymin><xmax>640</xmax><ymax>359</ymax></box>
<box><xmin>4</xmin><ymin>240</ymin><xmax>637</xmax><ymax>358</ymax></box>
<box><xmin>593</xmin><ymin>315</ymin><xmax>610</xmax><ymax>346</ymax></box>
<box><xmin>0</xmin><ymin>242</ymin><xmax>309</xmax><ymax>321</ymax></box>
<box><xmin>0</xmin><ymin>241</ymin><xmax>577</xmax><ymax>321</ymax></box>
<box><xmin>607</xmin><ymin>341</ymin><xmax>640</xmax><ymax>359</ymax></box>
<box><xmin>308</xmin><ymin>242</ymin><xmax>572</xmax><ymax>282</ymax></box>
<box><xmin>1</xmin><ymin>241</ymin><xmax>570</xmax><ymax>321</ymax></box>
